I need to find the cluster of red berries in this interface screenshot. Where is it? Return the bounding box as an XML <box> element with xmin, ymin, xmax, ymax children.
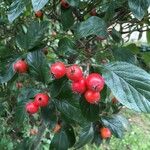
<box><xmin>50</xmin><ymin>62</ymin><xmax>105</xmax><ymax>104</ymax></box>
<box><xmin>25</xmin><ymin>93</ymin><xmax>50</xmax><ymax>114</ymax></box>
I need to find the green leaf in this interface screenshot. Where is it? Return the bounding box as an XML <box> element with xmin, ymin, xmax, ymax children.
<box><xmin>16</xmin><ymin>21</ymin><xmax>49</xmax><ymax>50</ymax></box>
<box><xmin>128</xmin><ymin>0</ymin><xmax>149</xmax><ymax>20</ymax></box>
<box><xmin>31</xmin><ymin>0</ymin><xmax>49</xmax><ymax>11</ymax></box>
<box><xmin>74</xmin><ymin>124</ymin><xmax>94</xmax><ymax>149</ymax></box>
<box><xmin>27</xmin><ymin>50</ymin><xmax>50</xmax><ymax>83</ymax></box>
<box><xmin>49</xmin><ymin>77</ymin><xmax>68</xmax><ymax>98</ymax></box>
<box><xmin>146</xmin><ymin>31</ymin><xmax>150</xmax><ymax>44</ymax></box>
<box><xmin>102</xmin><ymin>62</ymin><xmax>150</xmax><ymax>112</ymax></box>
<box><xmin>57</xmin><ymin>37</ymin><xmax>77</xmax><ymax>57</ymax></box>
<box><xmin>80</xmin><ymin>96</ymin><xmax>100</xmax><ymax>121</ymax></box>
<box><xmin>50</xmin><ymin>125</ymin><xmax>75</xmax><ymax>150</ymax></box>
<box><xmin>111</xmin><ymin>29</ymin><xmax>122</xmax><ymax>43</ymax></box>
<box><xmin>102</xmin><ymin>114</ymin><xmax>130</xmax><ymax>138</ymax></box>
<box><xmin>0</xmin><ymin>63</ymin><xmax>16</xmax><ymax>84</ymax></box>
<box><xmin>112</xmin><ymin>47</ymin><xmax>136</xmax><ymax>64</ymax></box>
<box><xmin>67</xmin><ymin>0</ymin><xmax>80</xmax><ymax>7</ymax></box>
<box><xmin>15</xmin><ymin>88</ymin><xmax>39</xmax><ymax>124</ymax></box>
<box><xmin>61</xmin><ymin>8</ymin><xmax>74</xmax><ymax>31</ymax></box>
<box><xmin>41</xmin><ymin>101</ymin><xmax>57</xmax><ymax>126</ymax></box>
<box><xmin>125</xmin><ymin>43</ymin><xmax>140</xmax><ymax>54</ymax></box>
<box><xmin>55</xmin><ymin>100</ymin><xmax>86</xmax><ymax>125</ymax></box>
<box><xmin>74</xmin><ymin>16</ymin><xmax>107</xmax><ymax>39</ymax></box>
<box><xmin>7</xmin><ymin>0</ymin><xmax>29</xmax><ymax>23</ymax></box>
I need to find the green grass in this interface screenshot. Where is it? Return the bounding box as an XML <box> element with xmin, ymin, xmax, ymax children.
<box><xmin>84</xmin><ymin>109</ymin><xmax>150</xmax><ymax>150</ymax></box>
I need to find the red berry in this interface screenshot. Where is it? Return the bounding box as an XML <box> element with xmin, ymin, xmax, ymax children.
<box><xmin>61</xmin><ymin>0</ymin><xmax>70</xmax><ymax>9</ymax></box>
<box><xmin>13</xmin><ymin>59</ymin><xmax>28</xmax><ymax>73</ymax></box>
<box><xmin>66</xmin><ymin>65</ymin><xmax>83</xmax><ymax>81</ymax></box>
<box><xmin>34</xmin><ymin>93</ymin><xmax>49</xmax><ymax>107</ymax></box>
<box><xmin>100</xmin><ymin>127</ymin><xmax>111</xmax><ymax>139</ymax></box>
<box><xmin>26</xmin><ymin>102</ymin><xmax>39</xmax><ymax>114</ymax></box>
<box><xmin>35</xmin><ymin>10</ymin><xmax>43</xmax><ymax>18</ymax></box>
<box><xmin>84</xmin><ymin>90</ymin><xmax>100</xmax><ymax>104</ymax></box>
<box><xmin>50</xmin><ymin>62</ymin><xmax>66</xmax><ymax>79</ymax></box>
<box><xmin>71</xmin><ymin>78</ymin><xmax>86</xmax><ymax>94</ymax></box>
<box><xmin>86</xmin><ymin>73</ymin><xmax>104</xmax><ymax>92</ymax></box>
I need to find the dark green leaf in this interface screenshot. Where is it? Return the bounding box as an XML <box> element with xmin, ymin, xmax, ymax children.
<box><xmin>50</xmin><ymin>125</ymin><xmax>75</xmax><ymax>150</ymax></box>
<box><xmin>16</xmin><ymin>21</ymin><xmax>49</xmax><ymax>50</ymax></box>
<box><xmin>27</xmin><ymin>50</ymin><xmax>50</xmax><ymax>83</ymax></box>
<box><xmin>49</xmin><ymin>77</ymin><xmax>68</xmax><ymax>98</ymax></box>
<box><xmin>128</xmin><ymin>0</ymin><xmax>149</xmax><ymax>20</ymax></box>
<box><xmin>74</xmin><ymin>124</ymin><xmax>94</xmax><ymax>149</ymax></box>
<box><xmin>57</xmin><ymin>37</ymin><xmax>77</xmax><ymax>57</ymax></box>
<box><xmin>125</xmin><ymin>43</ymin><xmax>140</xmax><ymax>54</ymax></box>
<box><xmin>80</xmin><ymin>96</ymin><xmax>100</xmax><ymax>121</ymax></box>
<box><xmin>31</xmin><ymin>0</ymin><xmax>48</xmax><ymax>11</ymax></box>
<box><xmin>61</xmin><ymin>8</ymin><xmax>74</xmax><ymax>31</ymax></box>
<box><xmin>74</xmin><ymin>16</ymin><xmax>107</xmax><ymax>39</ymax></box>
<box><xmin>7</xmin><ymin>0</ymin><xmax>29</xmax><ymax>22</ymax></box>
<box><xmin>102</xmin><ymin>61</ymin><xmax>150</xmax><ymax>112</ymax></box>
<box><xmin>102</xmin><ymin>114</ymin><xmax>130</xmax><ymax>138</ymax></box>
<box><xmin>111</xmin><ymin>29</ymin><xmax>122</xmax><ymax>43</ymax></box>
<box><xmin>55</xmin><ymin>100</ymin><xmax>86</xmax><ymax>125</ymax></box>
<box><xmin>0</xmin><ymin>64</ymin><xmax>16</xmax><ymax>84</ymax></box>
<box><xmin>112</xmin><ymin>47</ymin><xmax>136</xmax><ymax>64</ymax></box>
<box><xmin>41</xmin><ymin>101</ymin><xmax>57</xmax><ymax>126</ymax></box>
<box><xmin>146</xmin><ymin>31</ymin><xmax>150</xmax><ymax>44</ymax></box>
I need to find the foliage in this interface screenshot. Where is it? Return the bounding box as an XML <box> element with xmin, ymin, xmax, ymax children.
<box><xmin>0</xmin><ymin>0</ymin><xmax>150</xmax><ymax>149</ymax></box>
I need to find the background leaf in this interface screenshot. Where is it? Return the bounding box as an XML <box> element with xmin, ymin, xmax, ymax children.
<box><xmin>128</xmin><ymin>0</ymin><xmax>149</xmax><ymax>20</ymax></box>
<box><xmin>74</xmin><ymin>124</ymin><xmax>94</xmax><ymax>149</ymax></box>
<box><xmin>8</xmin><ymin>0</ymin><xmax>29</xmax><ymax>22</ymax></box>
<box><xmin>27</xmin><ymin>50</ymin><xmax>50</xmax><ymax>83</ymax></box>
<box><xmin>74</xmin><ymin>16</ymin><xmax>107</xmax><ymax>39</ymax></box>
<box><xmin>16</xmin><ymin>21</ymin><xmax>49</xmax><ymax>50</ymax></box>
<box><xmin>31</xmin><ymin>0</ymin><xmax>49</xmax><ymax>11</ymax></box>
<box><xmin>102</xmin><ymin>114</ymin><xmax>130</xmax><ymax>138</ymax></box>
<box><xmin>61</xmin><ymin>8</ymin><xmax>74</xmax><ymax>31</ymax></box>
<box><xmin>50</xmin><ymin>124</ymin><xmax>75</xmax><ymax>150</ymax></box>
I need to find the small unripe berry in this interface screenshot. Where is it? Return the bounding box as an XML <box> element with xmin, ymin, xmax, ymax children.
<box><xmin>42</xmin><ymin>47</ymin><xmax>48</xmax><ymax>55</ymax></box>
<box><xmin>112</xmin><ymin>97</ymin><xmax>118</xmax><ymax>103</ymax></box>
<box><xmin>84</xmin><ymin>90</ymin><xmax>100</xmax><ymax>104</ymax></box>
<box><xmin>26</xmin><ymin>102</ymin><xmax>39</xmax><ymax>114</ymax></box>
<box><xmin>61</xmin><ymin>0</ymin><xmax>70</xmax><ymax>9</ymax></box>
<box><xmin>86</xmin><ymin>73</ymin><xmax>104</xmax><ymax>92</ymax></box>
<box><xmin>16</xmin><ymin>82</ymin><xmax>23</xmax><ymax>89</ymax></box>
<box><xmin>50</xmin><ymin>62</ymin><xmax>66</xmax><ymax>79</ymax></box>
<box><xmin>90</xmin><ymin>9</ymin><xmax>97</xmax><ymax>16</ymax></box>
<box><xmin>30</xmin><ymin>129</ymin><xmax>38</xmax><ymax>135</ymax></box>
<box><xmin>66</xmin><ymin>65</ymin><xmax>83</xmax><ymax>81</ymax></box>
<box><xmin>34</xmin><ymin>93</ymin><xmax>49</xmax><ymax>107</ymax></box>
<box><xmin>53</xmin><ymin>124</ymin><xmax>61</xmax><ymax>133</ymax></box>
<box><xmin>100</xmin><ymin>127</ymin><xmax>111</xmax><ymax>139</ymax></box>
<box><xmin>35</xmin><ymin>10</ymin><xmax>43</xmax><ymax>18</ymax></box>
<box><xmin>71</xmin><ymin>78</ymin><xmax>86</xmax><ymax>94</ymax></box>
<box><xmin>13</xmin><ymin>59</ymin><xmax>28</xmax><ymax>73</ymax></box>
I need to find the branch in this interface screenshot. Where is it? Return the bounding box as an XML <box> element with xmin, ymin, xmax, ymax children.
<box><xmin>32</xmin><ymin>120</ymin><xmax>47</xmax><ymax>150</ymax></box>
